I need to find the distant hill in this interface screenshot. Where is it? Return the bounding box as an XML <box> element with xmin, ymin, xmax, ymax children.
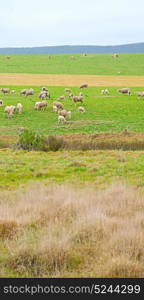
<box><xmin>0</xmin><ymin>43</ymin><xmax>144</xmax><ymax>55</ymax></box>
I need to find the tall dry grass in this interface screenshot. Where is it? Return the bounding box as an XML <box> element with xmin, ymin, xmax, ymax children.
<box><xmin>0</xmin><ymin>182</ymin><xmax>144</xmax><ymax>277</ymax></box>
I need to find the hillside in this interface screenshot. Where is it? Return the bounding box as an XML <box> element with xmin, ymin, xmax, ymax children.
<box><xmin>0</xmin><ymin>43</ymin><xmax>144</xmax><ymax>54</ymax></box>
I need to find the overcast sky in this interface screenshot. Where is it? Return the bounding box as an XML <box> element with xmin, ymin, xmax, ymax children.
<box><xmin>0</xmin><ymin>0</ymin><xmax>143</xmax><ymax>47</ymax></box>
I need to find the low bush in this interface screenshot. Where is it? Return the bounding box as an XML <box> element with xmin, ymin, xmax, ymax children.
<box><xmin>16</xmin><ymin>129</ymin><xmax>65</xmax><ymax>152</ymax></box>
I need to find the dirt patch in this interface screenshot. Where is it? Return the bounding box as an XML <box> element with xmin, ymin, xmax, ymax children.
<box><xmin>60</xmin><ymin>132</ymin><xmax>144</xmax><ymax>140</ymax></box>
<box><xmin>68</xmin><ymin>120</ymin><xmax>114</xmax><ymax>126</ymax></box>
<box><xmin>1</xmin><ymin>73</ymin><xmax>144</xmax><ymax>86</ymax></box>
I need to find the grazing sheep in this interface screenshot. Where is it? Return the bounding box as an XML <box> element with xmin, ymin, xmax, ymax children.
<box><xmin>58</xmin><ymin>115</ymin><xmax>66</xmax><ymax>124</ymax></box>
<box><xmin>0</xmin><ymin>88</ymin><xmax>10</xmax><ymax>94</ymax></box>
<box><xmin>136</xmin><ymin>91</ymin><xmax>144</xmax><ymax>97</ymax></box>
<box><xmin>35</xmin><ymin>101</ymin><xmax>47</xmax><ymax>110</ymax></box>
<box><xmin>105</xmin><ymin>88</ymin><xmax>109</xmax><ymax>95</ymax></box>
<box><xmin>11</xmin><ymin>90</ymin><xmax>16</xmax><ymax>94</ymax></box>
<box><xmin>59</xmin><ymin>95</ymin><xmax>65</xmax><ymax>100</ymax></box>
<box><xmin>20</xmin><ymin>88</ymin><xmax>34</xmax><ymax>96</ymax></box>
<box><xmin>69</xmin><ymin>93</ymin><xmax>74</xmax><ymax>99</ymax></box>
<box><xmin>78</xmin><ymin>106</ymin><xmax>85</xmax><ymax>113</ymax></box>
<box><xmin>41</xmin><ymin>100</ymin><xmax>48</xmax><ymax>109</ymax></box>
<box><xmin>41</xmin><ymin>87</ymin><xmax>48</xmax><ymax>92</ymax></box>
<box><xmin>53</xmin><ymin>101</ymin><xmax>64</xmax><ymax>110</ymax></box>
<box><xmin>35</xmin><ymin>102</ymin><xmax>41</xmax><ymax>110</ymax></box>
<box><xmin>65</xmin><ymin>88</ymin><xmax>71</xmax><ymax>93</ymax></box>
<box><xmin>58</xmin><ymin>109</ymin><xmax>67</xmax><ymax>117</ymax></box>
<box><xmin>0</xmin><ymin>100</ymin><xmax>3</xmax><ymax>106</ymax></box>
<box><xmin>25</xmin><ymin>88</ymin><xmax>34</xmax><ymax>96</ymax></box>
<box><xmin>73</xmin><ymin>95</ymin><xmax>83</xmax><ymax>104</ymax></box>
<box><xmin>118</xmin><ymin>88</ymin><xmax>131</xmax><ymax>95</ymax></box>
<box><xmin>17</xmin><ymin>103</ymin><xmax>23</xmax><ymax>114</ymax></box>
<box><xmin>58</xmin><ymin>109</ymin><xmax>71</xmax><ymax>119</ymax></box>
<box><xmin>20</xmin><ymin>89</ymin><xmax>27</xmax><ymax>95</ymax></box>
<box><xmin>80</xmin><ymin>84</ymin><xmax>88</xmax><ymax>89</ymax></box>
<box><xmin>39</xmin><ymin>91</ymin><xmax>50</xmax><ymax>99</ymax></box>
<box><xmin>112</xmin><ymin>53</ymin><xmax>119</xmax><ymax>58</ymax></box>
<box><xmin>53</xmin><ymin>105</ymin><xmax>58</xmax><ymax>113</ymax></box>
<box><xmin>4</xmin><ymin>106</ymin><xmax>10</xmax><ymax>113</ymax></box>
<box><xmin>10</xmin><ymin>105</ymin><xmax>16</xmax><ymax>113</ymax></box>
<box><xmin>101</xmin><ymin>89</ymin><xmax>109</xmax><ymax>95</ymax></box>
<box><xmin>4</xmin><ymin>105</ymin><xmax>16</xmax><ymax>117</ymax></box>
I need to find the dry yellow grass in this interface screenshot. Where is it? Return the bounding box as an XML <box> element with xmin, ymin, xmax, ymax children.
<box><xmin>1</xmin><ymin>73</ymin><xmax>144</xmax><ymax>86</ymax></box>
<box><xmin>0</xmin><ymin>182</ymin><xmax>144</xmax><ymax>277</ymax></box>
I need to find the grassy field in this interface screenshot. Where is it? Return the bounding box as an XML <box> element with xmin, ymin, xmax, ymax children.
<box><xmin>0</xmin><ymin>54</ymin><xmax>144</xmax><ymax>278</ymax></box>
<box><xmin>1</xmin><ymin>54</ymin><xmax>144</xmax><ymax>75</ymax></box>
<box><xmin>0</xmin><ymin>86</ymin><xmax>144</xmax><ymax>138</ymax></box>
<box><xmin>0</xmin><ymin>149</ymin><xmax>144</xmax><ymax>190</ymax></box>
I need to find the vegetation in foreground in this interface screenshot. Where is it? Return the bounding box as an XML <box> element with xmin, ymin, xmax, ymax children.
<box><xmin>0</xmin><ymin>149</ymin><xmax>144</xmax><ymax>190</ymax></box>
<box><xmin>0</xmin><ymin>182</ymin><xmax>144</xmax><ymax>278</ymax></box>
<box><xmin>0</xmin><ymin>54</ymin><xmax>144</xmax><ymax>75</ymax></box>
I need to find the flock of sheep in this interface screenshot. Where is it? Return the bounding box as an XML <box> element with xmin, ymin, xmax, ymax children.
<box><xmin>0</xmin><ymin>84</ymin><xmax>87</xmax><ymax>122</ymax></box>
<box><xmin>0</xmin><ymin>85</ymin><xmax>144</xmax><ymax>122</ymax></box>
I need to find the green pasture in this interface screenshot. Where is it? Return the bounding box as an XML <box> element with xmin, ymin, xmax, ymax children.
<box><xmin>0</xmin><ymin>53</ymin><xmax>144</xmax><ymax>75</ymax></box>
<box><xmin>0</xmin><ymin>86</ymin><xmax>144</xmax><ymax>137</ymax></box>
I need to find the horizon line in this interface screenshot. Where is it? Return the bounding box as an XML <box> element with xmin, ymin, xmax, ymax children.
<box><xmin>0</xmin><ymin>42</ymin><xmax>144</xmax><ymax>49</ymax></box>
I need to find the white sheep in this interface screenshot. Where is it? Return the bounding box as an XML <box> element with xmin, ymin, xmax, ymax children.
<box><xmin>58</xmin><ymin>109</ymin><xmax>71</xmax><ymax>119</ymax></box>
<box><xmin>35</xmin><ymin>102</ymin><xmax>42</xmax><ymax>110</ymax></box>
<box><xmin>65</xmin><ymin>88</ymin><xmax>71</xmax><ymax>93</ymax></box>
<box><xmin>17</xmin><ymin>103</ymin><xmax>23</xmax><ymax>114</ymax></box>
<box><xmin>41</xmin><ymin>100</ymin><xmax>48</xmax><ymax>109</ymax></box>
<box><xmin>53</xmin><ymin>101</ymin><xmax>64</xmax><ymax>110</ymax></box>
<box><xmin>78</xmin><ymin>106</ymin><xmax>85</xmax><ymax>113</ymax></box>
<box><xmin>58</xmin><ymin>115</ymin><xmax>66</xmax><ymax>124</ymax></box>
<box><xmin>4</xmin><ymin>106</ymin><xmax>10</xmax><ymax>113</ymax></box>
<box><xmin>101</xmin><ymin>89</ymin><xmax>109</xmax><ymax>95</ymax></box>
<box><xmin>4</xmin><ymin>105</ymin><xmax>16</xmax><ymax>117</ymax></box>
<box><xmin>69</xmin><ymin>93</ymin><xmax>74</xmax><ymax>99</ymax></box>
<box><xmin>59</xmin><ymin>95</ymin><xmax>65</xmax><ymax>100</ymax></box>
<box><xmin>11</xmin><ymin>90</ymin><xmax>16</xmax><ymax>94</ymax></box>
<box><xmin>105</xmin><ymin>88</ymin><xmax>109</xmax><ymax>95</ymax></box>
<box><xmin>35</xmin><ymin>101</ymin><xmax>47</xmax><ymax>110</ymax></box>
<box><xmin>53</xmin><ymin>105</ymin><xmax>58</xmax><ymax>113</ymax></box>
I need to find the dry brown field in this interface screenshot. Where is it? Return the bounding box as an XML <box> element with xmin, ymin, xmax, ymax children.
<box><xmin>1</xmin><ymin>73</ymin><xmax>144</xmax><ymax>86</ymax></box>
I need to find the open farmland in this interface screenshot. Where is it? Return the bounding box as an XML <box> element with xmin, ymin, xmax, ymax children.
<box><xmin>0</xmin><ymin>53</ymin><xmax>144</xmax><ymax>278</ymax></box>
<box><xmin>0</xmin><ymin>53</ymin><xmax>144</xmax><ymax>75</ymax></box>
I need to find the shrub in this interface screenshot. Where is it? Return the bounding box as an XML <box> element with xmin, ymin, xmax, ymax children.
<box><xmin>16</xmin><ymin>129</ymin><xmax>45</xmax><ymax>151</ymax></box>
<box><xmin>16</xmin><ymin>130</ymin><xmax>65</xmax><ymax>152</ymax></box>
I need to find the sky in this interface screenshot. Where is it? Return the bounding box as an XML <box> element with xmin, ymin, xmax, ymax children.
<box><xmin>0</xmin><ymin>0</ymin><xmax>143</xmax><ymax>47</ymax></box>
